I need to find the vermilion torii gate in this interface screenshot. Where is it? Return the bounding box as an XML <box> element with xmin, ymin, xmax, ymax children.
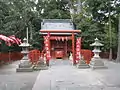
<box><xmin>40</xmin><ymin>19</ymin><xmax>81</xmax><ymax>66</ymax></box>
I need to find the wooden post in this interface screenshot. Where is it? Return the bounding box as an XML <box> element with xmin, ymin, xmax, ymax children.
<box><xmin>65</xmin><ymin>40</ymin><xmax>67</xmax><ymax>59</ymax></box>
<box><xmin>72</xmin><ymin>33</ymin><xmax>76</xmax><ymax>65</ymax></box>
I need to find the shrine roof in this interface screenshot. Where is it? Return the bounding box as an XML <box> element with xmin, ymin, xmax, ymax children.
<box><xmin>40</xmin><ymin>19</ymin><xmax>81</xmax><ymax>35</ymax></box>
<box><xmin>41</xmin><ymin>19</ymin><xmax>74</xmax><ymax>30</ymax></box>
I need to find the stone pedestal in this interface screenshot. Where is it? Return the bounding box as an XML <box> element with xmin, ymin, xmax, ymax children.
<box><xmin>69</xmin><ymin>53</ymin><xmax>73</xmax><ymax>60</ymax></box>
<box><xmin>77</xmin><ymin>59</ymin><xmax>89</xmax><ymax>69</ymax></box>
<box><xmin>89</xmin><ymin>58</ymin><xmax>107</xmax><ymax>69</ymax></box>
<box><xmin>33</xmin><ymin>56</ymin><xmax>48</xmax><ymax>70</ymax></box>
<box><xmin>69</xmin><ymin>53</ymin><xmax>73</xmax><ymax>65</ymax></box>
<box><xmin>34</xmin><ymin>59</ymin><xmax>48</xmax><ymax>70</ymax></box>
<box><xmin>16</xmin><ymin>60</ymin><xmax>33</xmax><ymax>72</ymax></box>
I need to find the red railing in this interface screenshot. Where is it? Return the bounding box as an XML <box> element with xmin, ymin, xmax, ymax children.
<box><xmin>28</xmin><ymin>49</ymin><xmax>41</xmax><ymax>64</ymax></box>
<box><xmin>0</xmin><ymin>49</ymin><xmax>93</xmax><ymax>65</ymax></box>
<box><xmin>81</xmin><ymin>49</ymin><xmax>93</xmax><ymax>64</ymax></box>
<box><xmin>0</xmin><ymin>52</ymin><xmax>23</xmax><ymax>63</ymax></box>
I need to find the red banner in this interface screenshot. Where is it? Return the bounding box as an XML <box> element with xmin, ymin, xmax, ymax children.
<box><xmin>44</xmin><ymin>33</ymin><xmax>51</xmax><ymax>60</ymax></box>
<box><xmin>76</xmin><ymin>37</ymin><xmax>81</xmax><ymax>62</ymax></box>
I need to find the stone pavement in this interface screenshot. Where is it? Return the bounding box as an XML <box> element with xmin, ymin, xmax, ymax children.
<box><xmin>32</xmin><ymin>59</ymin><xmax>120</xmax><ymax>90</ymax></box>
<box><xmin>0</xmin><ymin>61</ymin><xmax>39</xmax><ymax>90</ymax></box>
<box><xmin>0</xmin><ymin>59</ymin><xmax>120</xmax><ymax>90</ymax></box>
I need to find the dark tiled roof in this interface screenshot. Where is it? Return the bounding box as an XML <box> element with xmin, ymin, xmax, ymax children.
<box><xmin>41</xmin><ymin>19</ymin><xmax>75</xmax><ymax>30</ymax></box>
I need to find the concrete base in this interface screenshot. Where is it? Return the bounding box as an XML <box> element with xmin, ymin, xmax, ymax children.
<box><xmin>16</xmin><ymin>67</ymin><xmax>33</xmax><ymax>72</ymax></box>
<box><xmin>34</xmin><ymin>66</ymin><xmax>48</xmax><ymax>70</ymax></box>
<box><xmin>89</xmin><ymin>58</ymin><xmax>107</xmax><ymax>69</ymax></box>
<box><xmin>33</xmin><ymin>61</ymin><xmax>48</xmax><ymax>70</ymax></box>
<box><xmin>77</xmin><ymin>60</ymin><xmax>90</xmax><ymax>69</ymax></box>
<box><xmin>16</xmin><ymin>60</ymin><xmax>33</xmax><ymax>72</ymax></box>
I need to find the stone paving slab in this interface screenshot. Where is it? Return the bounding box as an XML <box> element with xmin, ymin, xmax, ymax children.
<box><xmin>0</xmin><ymin>61</ymin><xmax>39</xmax><ymax>90</ymax></box>
<box><xmin>32</xmin><ymin>59</ymin><xmax>120</xmax><ymax>90</ymax></box>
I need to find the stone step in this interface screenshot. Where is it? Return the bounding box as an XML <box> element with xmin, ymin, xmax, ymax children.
<box><xmin>16</xmin><ymin>67</ymin><xmax>33</xmax><ymax>72</ymax></box>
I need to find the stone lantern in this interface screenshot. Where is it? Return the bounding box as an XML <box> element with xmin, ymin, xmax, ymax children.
<box><xmin>16</xmin><ymin>38</ymin><xmax>33</xmax><ymax>72</ymax></box>
<box><xmin>89</xmin><ymin>38</ymin><xmax>106</xmax><ymax>69</ymax></box>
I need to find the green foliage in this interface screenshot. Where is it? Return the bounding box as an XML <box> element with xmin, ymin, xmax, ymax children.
<box><xmin>0</xmin><ymin>41</ymin><xmax>9</xmax><ymax>52</ymax></box>
<box><xmin>0</xmin><ymin>40</ymin><xmax>21</xmax><ymax>53</ymax></box>
<box><xmin>41</xmin><ymin>0</ymin><xmax>71</xmax><ymax>19</ymax></box>
<box><xmin>104</xmin><ymin>23</ymin><xmax>117</xmax><ymax>51</ymax></box>
<box><xmin>0</xmin><ymin>0</ymin><xmax>72</xmax><ymax>52</ymax></box>
<box><xmin>0</xmin><ymin>0</ymin><xmax>119</xmax><ymax>53</ymax></box>
<box><xmin>74</xmin><ymin>14</ymin><xmax>105</xmax><ymax>49</ymax></box>
<box><xmin>73</xmin><ymin>0</ymin><xmax>120</xmax><ymax>52</ymax></box>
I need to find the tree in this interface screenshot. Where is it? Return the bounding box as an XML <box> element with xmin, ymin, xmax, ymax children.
<box><xmin>0</xmin><ymin>0</ymin><xmax>119</xmax><ymax>53</ymax></box>
<box><xmin>0</xmin><ymin>0</ymin><xmax>42</xmax><ymax>51</ymax></box>
<box><xmin>73</xmin><ymin>0</ymin><xmax>120</xmax><ymax>53</ymax></box>
<box><xmin>116</xmin><ymin>15</ymin><xmax>120</xmax><ymax>62</ymax></box>
<box><xmin>72</xmin><ymin>0</ymin><xmax>105</xmax><ymax>49</ymax></box>
<box><xmin>41</xmin><ymin>0</ymin><xmax>71</xmax><ymax>19</ymax></box>
<box><xmin>0</xmin><ymin>1</ymin><xmax>10</xmax><ymax>35</ymax></box>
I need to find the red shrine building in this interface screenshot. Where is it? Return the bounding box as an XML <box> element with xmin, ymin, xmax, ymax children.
<box><xmin>40</xmin><ymin>19</ymin><xmax>81</xmax><ymax>65</ymax></box>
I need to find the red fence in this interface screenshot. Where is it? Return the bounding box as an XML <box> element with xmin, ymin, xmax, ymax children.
<box><xmin>0</xmin><ymin>49</ymin><xmax>109</xmax><ymax>65</ymax></box>
<box><xmin>0</xmin><ymin>52</ymin><xmax>23</xmax><ymax>63</ymax></box>
<box><xmin>80</xmin><ymin>50</ymin><xmax>116</xmax><ymax>64</ymax></box>
<box><xmin>81</xmin><ymin>49</ymin><xmax>93</xmax><ymax>64</ymax></box>
<box><xmin>0</xmin><ymin>50</ymin><xmax>41</xmax><ymax>64</ymax></box>
<box><xmin>28</xmin><ymin>49</ymin><xmax>93</xmax><ymax>64</ymax></box>
<box><xmin>28</xmin><ymin>49</ymin><xmax>41</xmax><ymax>64</ymax></box>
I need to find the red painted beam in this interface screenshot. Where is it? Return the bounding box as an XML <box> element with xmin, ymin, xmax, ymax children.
<box><xmin>49</xmin><ymin>36</ymin><xmax>72</xmax><ymax>40</ymax></box>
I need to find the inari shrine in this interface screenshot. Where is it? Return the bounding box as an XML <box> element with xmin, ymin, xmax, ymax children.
<box><xmin>40</xmin><ymin>19</ymin><xmax>81</xmax><ymax>65</ymax></box>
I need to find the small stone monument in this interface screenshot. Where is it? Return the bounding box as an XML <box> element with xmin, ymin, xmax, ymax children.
<box><xmin>77</xmin><ymin>53</ymin><xmax>89</xmax><ymax>69</ymax></box>
<box><xmin>68</xmin><ymin>52</ymin><xmax>74</xmax><ymax>65</ymax></box>
<box><xmin>69</xmin><ymin>52</ymin><xmax>73</xmax><ymax>60</ymax></box>
<box><xmin>89</xmin><ymin>38</ymin><xmax>107</xmax><ymax>69</ymax></box>
<box><xmin>16</xmin><ymin>38</ymin><xmax>33</xmax><ymax>72</ymax></box>
<box><xmin>34</xmin><ymin>56</ymin><xmax>48</xmax><ymax>70</ymax></box>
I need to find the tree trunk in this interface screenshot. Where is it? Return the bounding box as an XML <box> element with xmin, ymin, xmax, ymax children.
<box><xmin>69</xmin><ymin>0</ymin><xmax>74</xmax><ymax>20</ymax></box>
<box><xmin>108</xmin><ymin>1</ymin><xmax>112</xmax><ymax>61</ymax></box>
<box><xmin>109</xmin><ymin>48</ymin><xmax>112</xmax><ymax>61</ymax></box>
<box><xmin>116</xmin><ymin>15</ymin><xmax>120</xmax><ymax>62</ymax></box>
<box><xmin>77</xmin><ymin>0</ymin><xmax>82</xmax><ymax>14</ymax></box>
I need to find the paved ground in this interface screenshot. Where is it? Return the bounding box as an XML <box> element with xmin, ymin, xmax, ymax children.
<box><xmin>32</xmin><ymin>59</ymin><xmax>120</xmax><ymax>90</ymax></box>
<box><xmin>0</xmin><ymin>59</ymin><xmax>120</xmax><ymax>90</ymax></box>
<box><xmin>0</xmin><ymin>61</ymin><xmax>39</xmax><ymax>90</ymax></box>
